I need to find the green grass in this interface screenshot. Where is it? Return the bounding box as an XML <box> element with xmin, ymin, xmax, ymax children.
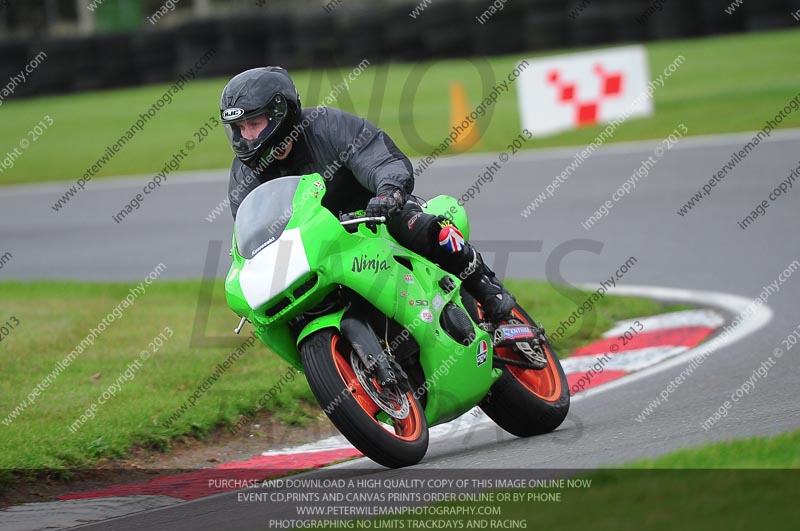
<box><xmin>0</xmin><ymin>279</ymin><xmax>685</xmax><ymax>472</ymax></box>
<box><xmin>498</xmin><ymin>430</ymin><xmax>800</xmax><ymax>529</ymax></box>
<box><xmin>356</xmin><ymin>430</ymin><xmax>800</xmax><ymax>531</ymax></box>
<box><xmin>1</xmin><ymin>29</ymin><xmax>798</xmax><ymax>185</ymax></box>
<box><xmin>625</xmin><ymin>429</ymin><xmax>800</xmax><ymax>468</ymax></box>
<box><xmin>497</xmin><ymin>472</ymin><xmax>798</xmax><ymax>531</ymax></box>
<box><xmin>0</xmin><ymin>280</ymin><xmax>314</xmax><ymax>473</ymax></box>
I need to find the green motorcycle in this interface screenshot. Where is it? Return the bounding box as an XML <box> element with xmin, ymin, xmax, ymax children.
<box><xmin>225</xmin><ymin>173</ymin><xmax>569</xmax><ymax>468</ymax></box>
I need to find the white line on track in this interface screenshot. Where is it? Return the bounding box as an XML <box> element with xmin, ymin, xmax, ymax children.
<box><xmin>570</xmin><ymin>284</ymin><xmax>772</xmax><ymax>401</ymax></box>
<box><xmin>407</xmin><ymin>127</ymin><xmax>800</xmax><ymax>168</ymax></box>
<box><xmin>2</xmin><ymin>128</ymin><xmax>799</xmax><ymax>197</ymax></box>
<box><xmin>602</xmin><ymin>308</ymin><xmax>725</xmax><ymax>338</ymax></box>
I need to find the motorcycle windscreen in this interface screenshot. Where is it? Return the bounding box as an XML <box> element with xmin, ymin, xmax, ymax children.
<box><xmin>235</xmin><ymin>176</ymin><xmax>301</xmax><ymax>259</ymax></box>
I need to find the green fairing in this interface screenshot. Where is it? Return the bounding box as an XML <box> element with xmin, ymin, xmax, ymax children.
<box><xmin>423</xmin><ymin>195</ymin><xmax>470</xmax><ymax>240</ymax></box>
<box><xmin>225</xmin><ymin>174</ymin><xmax>500</xmax><ymax>427</ymax></box>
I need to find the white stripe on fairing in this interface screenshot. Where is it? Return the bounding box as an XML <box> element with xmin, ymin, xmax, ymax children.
<box><xmin>0</xmin><ymin>496</ymin><xmax>181</xmax><ymax>531</ymax></box>
<box><xmin>602</xmin><ymin>309</ymin><xmax>725</xmax><ymax>338</ymax></box>
<box><xmin>561</xmin><ymin>346</ymin><xmax>688</xmax><ymax>374</ymax></box>
<box><xmin>238</xmin><ymin>228</ymin><xmax>310</xmax><ymax>310</ymax></box>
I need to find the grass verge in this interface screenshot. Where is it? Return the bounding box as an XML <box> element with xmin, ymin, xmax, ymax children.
<box><xmin>0</xmin><ymin>278</ymin><xmax>688</xmax><ymax>476</ymax></box>
<box><xmin>1</xmin><ymin>29</ymin><xmax>798</xmax><ymax>185</ymax></box>
<box><xmin>492</xmin><ymin>430</ymin><xmax>800</xmax><ymax>530</ymax></box>
<box><xmin>356</xmin><ymin>430</ymin><xmax>800</xmax><ymax>531</ymax></box>
<box><xmin>625</xmin><ymin>428</ymin><xmax>800</xmax><ymax>468</ymax></box>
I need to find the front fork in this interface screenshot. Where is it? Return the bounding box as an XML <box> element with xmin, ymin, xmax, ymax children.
<box><xmin>340</xmin><ymin>301</ymin><xmax>399</xmax><ymax>388</ymax></box>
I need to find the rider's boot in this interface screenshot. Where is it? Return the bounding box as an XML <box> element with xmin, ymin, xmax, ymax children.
<box><xmin>459</xmin><ymin>247</ymin><xmax>548</xmax><ymax>369</ymax></box>
<box><xmin>458</xmin><ymin>246</ymin><xmax>516</xmax><ymax>324</ymax></box>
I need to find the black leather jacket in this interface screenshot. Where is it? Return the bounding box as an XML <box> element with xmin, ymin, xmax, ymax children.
<box><xmin>227</xmin><ymin>106</ymin><xmax>414</xmax><ymax>219</ymax></box>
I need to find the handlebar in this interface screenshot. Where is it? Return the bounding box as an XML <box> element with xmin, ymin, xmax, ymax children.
<box><xmin>339</xmin><ymin>213</ymin><xmax>386</xmax><ymax>227</ymax></box>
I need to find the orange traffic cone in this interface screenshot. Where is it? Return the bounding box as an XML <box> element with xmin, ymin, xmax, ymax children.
<box><xmin>449</xmin><ymin>82</ymin><xmax>480</xmax><ymax>152</ymax></box>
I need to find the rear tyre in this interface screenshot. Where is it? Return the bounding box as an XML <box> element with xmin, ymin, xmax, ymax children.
<box><xmin>463</xmin><ymin>293</ymin><xmax>570</xmax><ymax>437</ymax></box>
<box><xmin>300</xmin><ymin>328</ymin><xmax>429</xmax><ymax>468</ymax></box>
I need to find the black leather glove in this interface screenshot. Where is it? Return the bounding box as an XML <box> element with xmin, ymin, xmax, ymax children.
<box><xmin>365</xmin><ymin>187</ymin><xmax>406</xmax><ymax>220</ymax></box>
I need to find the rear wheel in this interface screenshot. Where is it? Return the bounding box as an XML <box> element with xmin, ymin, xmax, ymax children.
<box><xmin>300</xmin><ymin>329</ymin><xmax>429</xmax><ymax>468</ymax></box>
<box><xmin>464</xmin><ymin>293</ymin><xmax>569</xmax><ymax>437</ymax></box>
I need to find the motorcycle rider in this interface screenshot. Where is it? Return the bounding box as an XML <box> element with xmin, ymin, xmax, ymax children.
<box><xmin>220</xmin><ymin>66</ymin><xmax>517</xmax><ymax>325</ymax></box>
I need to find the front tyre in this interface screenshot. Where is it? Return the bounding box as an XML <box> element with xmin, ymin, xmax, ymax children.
<box><xmin>479</xmin><ymin>305</ymin><xmax>570</xmax><ymax>437</ymax></box>
<box><xmin>300</xmin><ymin>329</ymin><xmax>429</xmax><ymax>468</ymax></box>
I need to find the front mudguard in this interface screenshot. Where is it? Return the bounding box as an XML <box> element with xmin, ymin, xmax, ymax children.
<box><xmin>296</xmin><ymin>304</ymin><xmax>397</xmax><ymax>386</ymax></box>
<box><xmin>296</xmin><ymin>307</ymin><xmax>347</xmax><ymax>348</ymax></box>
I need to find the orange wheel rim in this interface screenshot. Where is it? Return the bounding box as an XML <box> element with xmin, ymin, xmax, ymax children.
<box><xmin>329</xmin><ymin>335</ymin><xmax>423</xmax><ymax>441</ymax></box>
<box><xmin>493</xmin><ymin>308</ymin><xmax>563</xmax><ymax>402</ymax></box>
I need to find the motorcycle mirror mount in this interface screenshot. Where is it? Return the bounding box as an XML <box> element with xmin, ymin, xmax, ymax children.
<box><xmin>234</xmin><ymin>316</ymin><xmax>248</xmax><ymax>334</ymax></box>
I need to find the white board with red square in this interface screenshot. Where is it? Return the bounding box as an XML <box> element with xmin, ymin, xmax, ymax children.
<box><xmin>516</xmin><ymin>45</ymin><xmax>654</xmax><ymax>137</ymax></box>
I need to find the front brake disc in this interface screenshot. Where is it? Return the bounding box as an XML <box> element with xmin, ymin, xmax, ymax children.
<box><xmin>351</xmin><ymin>352</ymin><xmax>410</xmax><ymax>420</ymax></box>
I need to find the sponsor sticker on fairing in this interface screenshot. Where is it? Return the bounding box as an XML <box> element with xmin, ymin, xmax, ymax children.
<box><xmin>502</xmin><ymin>326</ymin><xmax>535</xmax><ymax>340</ymax></box>
<box><xmin>477</xmin><ymin>339</ymin><xmax>488</xmax><ymax>366</ymax></box>
<box><xmin>420</xmin><ymin>309</ymin><xmax>434</xmax><ymax>322</ymax></box>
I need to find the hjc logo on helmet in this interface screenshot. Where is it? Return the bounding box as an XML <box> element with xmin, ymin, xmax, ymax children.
<box><xmin>223</xmin><ymin>108</ymin><xmax>245</xmax><ymax>120</ymax></box>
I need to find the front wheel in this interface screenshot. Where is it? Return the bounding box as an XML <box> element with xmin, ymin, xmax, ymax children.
<box><xmin>300</xmin><ymin>328</ymin><xmax>429</xmax><ymax>468</ymax></box>
<box><xmin>479</xmin><ymin>305</ymin><xmax>570</xmax><ymax>437</ymax></box>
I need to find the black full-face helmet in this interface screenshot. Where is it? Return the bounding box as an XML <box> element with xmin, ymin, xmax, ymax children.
<box><xmin>219</xmin><ymin>66</ymin><xmax>301</xmax><ymax>169</ymax></box>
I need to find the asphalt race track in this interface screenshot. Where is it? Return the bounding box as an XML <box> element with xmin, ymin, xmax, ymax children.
<box><xmin>1</xmin><ymin>130</ymin><xmax>799</xmax><ymax>529</ymax></box>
